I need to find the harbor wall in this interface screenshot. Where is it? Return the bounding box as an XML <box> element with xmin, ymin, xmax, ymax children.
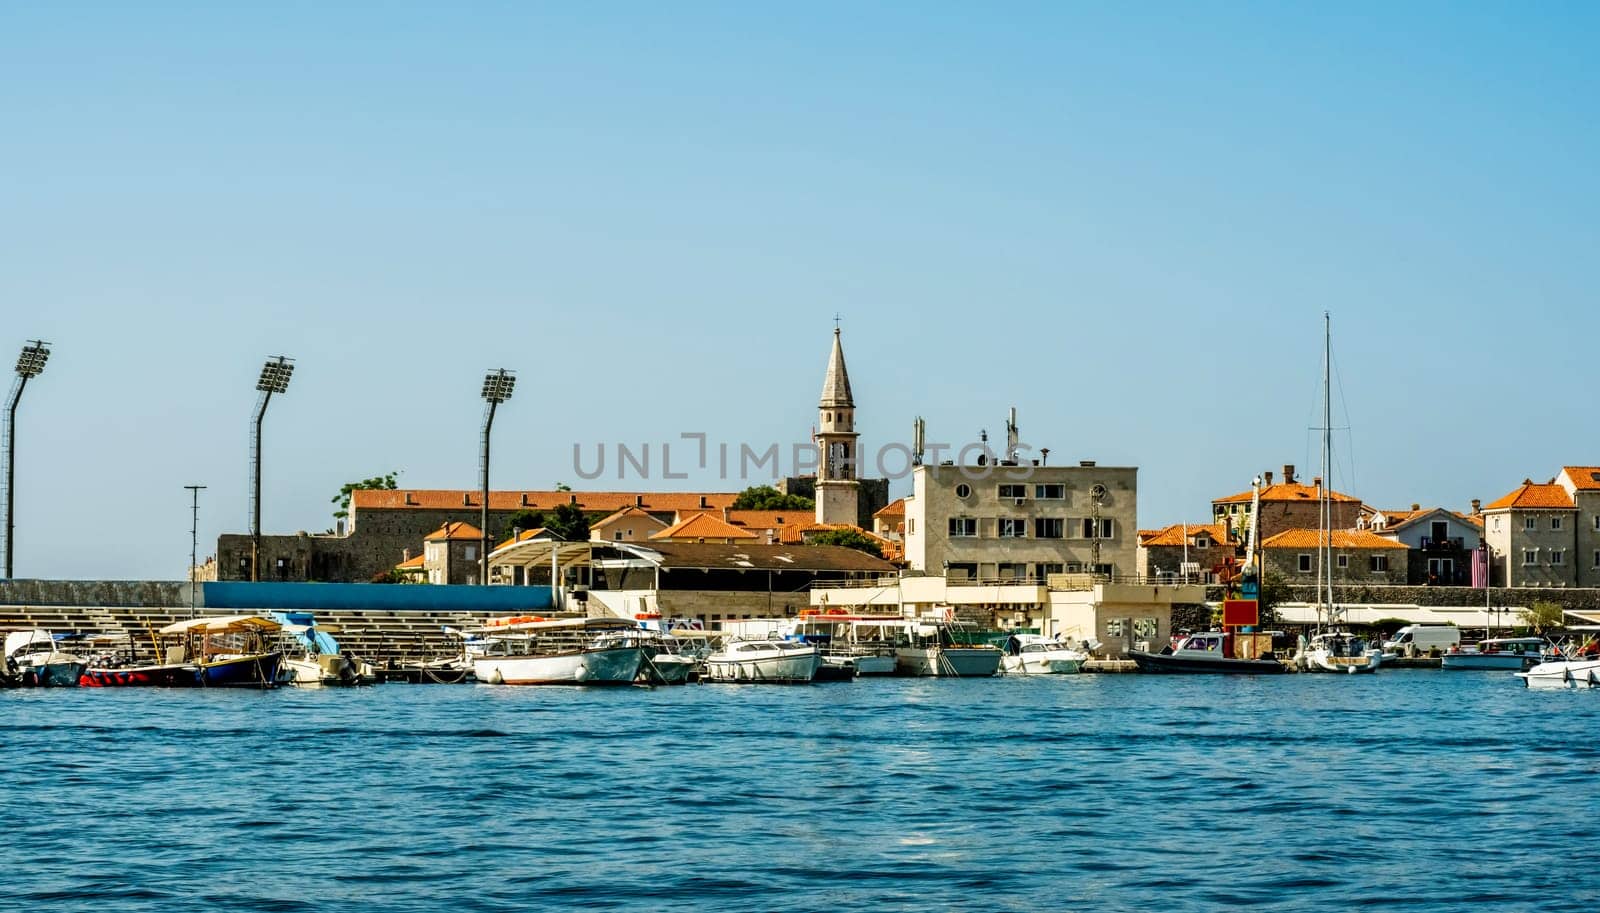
<box><xmin>1202</xmin><ymin>583</ymin><xmax>1600</xmax><ymax>617</ymax></box>
<box><xmin>0</xmin><ymin>579</ymin><xmax>554</xmax><ymax>613</ymax></box>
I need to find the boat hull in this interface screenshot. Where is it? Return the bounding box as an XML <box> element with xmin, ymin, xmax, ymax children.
<box><xmin>852</xmin><ymin>654</ymin><xmax>899</xmax><ymax>676</ymax></box>
<box><xmin>1517</xmin><ymin>659</ymin><xmax>1600</xmax><ymax>689</ymax></box>
<box><xmin>475</xmin><ymin>646</ymin><xmax>643</xmax><ymax>686</ymax></box>
<box><xmin>639</xmin><ymin>652</ymin><xmax>696</xmax><ymax>685</ymax></box>
<box><xmin>815</xmin><ymin>655</ymin><xmax>857</xmax><ymax>681</ymax></box>
<box><xmin>15</xmin><ymin>659</ymin><xmax>87</xmax><ymax>687</ymax></box>
<box><xmin>279</xmin><ymin>655</ymin><xmax>367</xmax><ymax>686</ymax></box>
<box><xmin>1129</xmin><ymin>651</ymin><xmax>1287</xmax><ymax>674</ymax></box>
<box><xmin>1306</xmin><ymin>653</ymin><xmax>1381</xmax><ymax>674</ymax></box>
<box><xmin>703</xmin><ymin>652</ymin><xmax>821</xmax><ymax>683</ymax></box>
<box><xmin>1001</xmin><ymin>652</ymin><xmax>1086</xmax><ymax>675</ymax></box>
<box><xmin>1443</xmin><ymin>653</ymin><xmax>1541</xmax><ymax>671</ymax></box>
<box><xmin>896</xmin><ymin>646</ymin><xmax>1002</xmax><ymax>677</ymax></box>
<box><xmin>80</xmin><ymin>664</ymin><xmax>201</xmax><ymax>687</ymax></box>
<box><xmin>199</xmin><ymin>653</ymin><xmax>282</xmax><ymax>688</ymax></box>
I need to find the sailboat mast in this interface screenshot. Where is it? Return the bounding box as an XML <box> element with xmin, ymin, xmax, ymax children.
<box><xmin>1321</xmin><ymin>311</ymin><xmax>1333</xmax><ymax>632</ymax></box>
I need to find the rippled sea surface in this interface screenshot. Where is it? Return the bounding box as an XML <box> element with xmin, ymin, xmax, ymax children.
<box><xmin>6</xmin><ymin>671</ymin><xmax>1599</xmax><ymax>912</ymax></box>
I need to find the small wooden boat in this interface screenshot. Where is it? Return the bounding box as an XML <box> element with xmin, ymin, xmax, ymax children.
<box><xmin>157</xmin><ymin>616</ymin><xmax>283</xmax><ymax>688</ymax></box>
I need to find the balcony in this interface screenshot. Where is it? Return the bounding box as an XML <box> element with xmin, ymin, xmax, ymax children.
<box><xmin>1420</xmin><ymin>536</ymin><xmax>1465</xmax><ymax>551</ymax></box>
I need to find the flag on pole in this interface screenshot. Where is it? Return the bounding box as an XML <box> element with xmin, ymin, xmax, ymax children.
<box><xmin>1471</xmin><ymin>545</ymin><xmax>1488</xmax><ymax>588</ymax></box>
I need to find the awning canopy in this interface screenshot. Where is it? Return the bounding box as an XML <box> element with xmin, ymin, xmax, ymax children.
<box><xmin>158</xmin><ymin>614</ymin><xmax>282</xmax><ymax>635</ymax></box>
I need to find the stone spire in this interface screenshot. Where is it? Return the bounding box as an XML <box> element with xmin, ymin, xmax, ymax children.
<box><xmin>819</xmin><ymin>327</ymin><xmax>854</xmax><ymax>409</ymax></box>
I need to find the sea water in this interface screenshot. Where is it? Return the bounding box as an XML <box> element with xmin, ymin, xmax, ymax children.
<box><xmin>4</xmin><ymin>671</ymin><xmax>1598</xmax><ymax>912</ymax></box>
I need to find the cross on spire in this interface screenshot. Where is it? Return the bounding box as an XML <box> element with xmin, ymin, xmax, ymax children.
<box><xmin>833</xmin><ymin>312</ymin><xmax>841</xmax><ymax>331</ymax></box>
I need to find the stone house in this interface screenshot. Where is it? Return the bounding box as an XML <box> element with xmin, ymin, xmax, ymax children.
<box><xmin>423</xmin><ymin>521</ymin><xmax>484</xmax><ymax>585</ymax></box>
<box><xmin>590</xmin><ymin>506</ymin><xmax>668</xmax><ymax>543</ymax></box>
<box><xmin>1136</xmin><ymin>523</ymin><xmax>1235</xmax><ymax>582</ymax></box>
<box><xmin>1260</xmin><ymin>528</ymin><xmax>1409</xmax><ymax>585</ymax></box>
<box><xmin>1370</xmin><ymin>506</ymin><xmax>1484</xmax><ymax>585</ymax></box>
<box><xmin>1483</xmin><ymin>479</ymin><xmax>1579</xmax><ymax>587</ymax></box>
<box><xmin>1211</xmin><ymin>465</ymin><xmax>1363</xmax><ymax>545</ymax></box>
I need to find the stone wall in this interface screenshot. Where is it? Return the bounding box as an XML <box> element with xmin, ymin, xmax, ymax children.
<box><xmin>779</xmin><ymin>475</ymin><xmax>891</xmax><ymax>528</ymax></box>
<box><xmin>0</xmin><ymin>579</ymin><xmax>189</xmax><ymax>607</ymax></box>
<box><xmin>1203</xmin><ymin>582</ymin><xmax>1600</xmax><ymax>614</ymax></box>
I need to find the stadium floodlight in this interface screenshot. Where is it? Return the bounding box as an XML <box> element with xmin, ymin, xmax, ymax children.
<box><xmin>249</xmin><ymin>356</ymin><xmax>294</xmax><ymax>581</ymax></box>
<box><xmin>479</xmin><ymin>369</ymin><xmax>515</xmax><ymax>584</ymax></box>
<box><xmin>4</xmin><ymin>340</ymin><xmax>51</xmax><ymax>578</ymax></box>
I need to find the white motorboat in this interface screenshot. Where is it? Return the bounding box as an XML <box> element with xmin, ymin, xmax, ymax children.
<box><xmin>1303</xmin><ymin>631</ymin><xmax>1382</xmax><ymax>674</ymax></box>
<box><xmin>1442</xmin><ymin>637</ymin><xmax>1549</xmax><ymax>671</ymax></box>
<box><xmin>1518</xmin><ymin>657</ymin><xmax>1600</xmax><ymax>689</ymax></box>
<box><xmin>464</xmin><ymin>617</ymin><xmax>644</xmax><ymax>686</ymax></box>
<box><xmin>4</xmin><ymin>629</ymin><xmax>87</xmax><ymax>687</ymax></box>
<box><xmin>702</xmin><ymin>639</ymin><xmax>821</xmax><ymax>683</ymax></box>
<box><xmin>792</xmin><ymin>614</ymin><xmax>903</xmax><ymax>676</ymax></box>
<box><xmin>273</xmin><ymin>612</ymin><xmax>374</xmax><ymax>686</ymax></box>
<box><xmin>895</xmin><ymin>622</ymin><xmax>1002</xmax><ymax>677</ymax></box>
<box><xmin>1000</xmin><ymin>633</ymin><xmax>1088</xmax><ymax>674</ymax></box>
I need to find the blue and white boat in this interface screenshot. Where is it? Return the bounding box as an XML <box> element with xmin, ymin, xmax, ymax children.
<box><xmin>4</xmin><ymin>629</ymin><xmax>88</xmax><ymax>687</ymax></box>
<box><xmin>272</xmin><ymin>612</ymin><xmax>373</xmax><ymax>686</ymax></box>
<box><xmin>157</xmin><ymin>615</ymin><xmax>283</xmax><ymax>688</ymax></box>
<box><xmin>1443</xmin><ymin>637</ymin><xmax>1549</xmax><ymax>671</ymax></box>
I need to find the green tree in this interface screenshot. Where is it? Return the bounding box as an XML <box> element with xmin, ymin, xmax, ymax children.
<box><xmin>332</xmin><ymin>472</ymin><xmax>399</xmax><ymax>521</ymax></box>
<box><xmin>1520</xmin><ymin>600</ymin><xmax>1565</xmax><ymax>635</ymax></box>
<box><xmin>541</xmin><ymin>502</ymin><xmax>591</xmax><ymax>542</ymax></box>
<box><xmin>808</xmin><ymin>528</ymin><xmax>884</xmax><ymax>559</ymax></box>
<box><xmin>1257</xmin><ymin>570</ymin><xmax>1292</xmax><ymax>627</ymax></box>
<box><xmin>732</xmin><ymin>485</ymin><xmax>814</xmax><ymax>511</ymax></box>
<box><xmin>503</xmin><ymin>509</ymin><xmax>546</xmax><ymax>538</ymax></box>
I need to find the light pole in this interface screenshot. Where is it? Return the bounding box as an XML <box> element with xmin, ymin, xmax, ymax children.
<box><xmin>185</xmin><ymin>485</ymin><xmax>206</xmax><ymax>617</ymax></box>
<box><xmin>479</xmin><ymin>369</ymin><xmax>516</xmax><ymax>585</ymax></box>
<box><xmin>4</xmin><ymin>340</ymin><xmax>50</xmax><ymax>579</ymax></box>
<box><xmin>250</xmin><ymin>356</ymin><xmax>294</xmax><ymax>582</ymax></box>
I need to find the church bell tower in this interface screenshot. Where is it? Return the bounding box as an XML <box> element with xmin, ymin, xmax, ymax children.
<box><xmin>815</xmin><ymin>326</ymin><xmax>860</xmax><ymax>526</ymax></box>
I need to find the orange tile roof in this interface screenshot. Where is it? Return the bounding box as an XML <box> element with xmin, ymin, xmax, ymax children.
<box><xmin>592</xmin><ymin>506</ymin><xmax>667</xmax><ymax>529</ymax></box>
<box><xmin>1261</xmin><ymin>528</ymin><xmax>1409</xmax><ymax>550</ymax></box>
<box><xmin>353</xmin><ymin>489</ymin><xmax>740</xmax><ymax>513</ymax></box>
<box><xmin>874</xmin><ymin>498</ymin><xmax>906</xmax><ymax>519</ymax></box>
<box><xmin>424</xmin><ymin>521</ymin><xmax>483</xmax><ymax>541</ymax></box>
<box><xmin>493</xmin><ymin>527</ymin><xmax>556</xmax><ymax>550</ymax></box>
<box><xmin>725</xmin><ymin>510</ymin><xmax>806</xmax><ymax>530</ymax></box>
<box><xmin>1214</xmin><ymin>482</ymin><xmax>1360</xmax><ymax>505</ymax></box>
<box><xmin>649</xmin><ymin>512</ymin><xmax>758</xmax><ymax>541</ymax></box>
<box><xmin>1139</xmin><ymin>523</ymin><xmax>1231</xmax><ymax>547</ymax></box>
<box><xmin>1483</xmin><ymin>480</ymin><xmax>1575</xmax><ymax>511</ymax></box>
<box><xmin>1562</xmin><ymin>467</ymin><xmax>1600</xmax><ymax>491</ymax></box>
<box><xmin>395</xmin><ymin>554</ymin><xmax>425</xmax><ymax>570</ymax></box>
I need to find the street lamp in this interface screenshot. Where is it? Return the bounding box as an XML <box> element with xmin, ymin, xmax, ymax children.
<box><xmin>479</xmin><ymin>369</ymin><xmax>516</xmax><ymax>585</ymax></box>
<box><xmin>4</xmin><ymin>340</ymin><xmax>50</xmax><ymax>579</ymax></box>
<box><xmin>250</xmin><ymin>356</ymin><xmax>294</xmax><ymax>582</ymax></box>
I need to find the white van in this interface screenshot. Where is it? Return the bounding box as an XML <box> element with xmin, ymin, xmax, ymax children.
<box><xmin>1383</xmin><ymin>624</ymin><xmax>1461</xmax><ymax>655</ymax></box>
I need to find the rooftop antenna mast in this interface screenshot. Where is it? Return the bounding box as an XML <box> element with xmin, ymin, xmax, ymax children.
<box><xmin>912</xmin><ymin>416</ymin><xmax>925</xmax><ymax>467</ymax></box>
<box><xmin>1005</xmin><ymin>406</ymin><xmax>1019</xmax><ymax>464</ymax></box>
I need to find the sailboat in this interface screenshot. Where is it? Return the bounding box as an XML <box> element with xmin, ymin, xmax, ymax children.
<box><xmin>1302</xmin><ymin>313</ymin><xmax>1382</xmax><ymax>674</ymax></box>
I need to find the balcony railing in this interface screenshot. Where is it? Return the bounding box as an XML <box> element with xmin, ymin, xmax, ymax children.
<box><xmin>1420</xmin><ymin>536</ymin><xmax>1465</xmax><ymax>551</ymax></box>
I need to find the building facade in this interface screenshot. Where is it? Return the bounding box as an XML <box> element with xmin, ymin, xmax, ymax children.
<box><xmin>1211</xmin><ymin>465</ymin><xmax>1363</xmax><ymax>544</ymax></box>
<box><xmin>903</xmin><ymin>461</ymin><xmax>1138</xmax><ymax>580</ymax></box>
<box><xmin>1482</xmin><ymin>479</ymin><xmax>1579</xmax><ymax>588</ymax></box>
<box><xmin>1259</xmin><ymin>528</ymin><xmax>1409</xmax><ymax>585</ymax></box>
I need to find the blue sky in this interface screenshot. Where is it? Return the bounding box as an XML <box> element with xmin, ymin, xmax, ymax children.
<box><xmin>2</xmin><ymin>2</ymin><xmax>1596</xmax><ymax>578</ymax></box>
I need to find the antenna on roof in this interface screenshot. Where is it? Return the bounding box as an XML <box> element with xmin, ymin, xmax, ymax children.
<box><xmin>1005</xmin><ymin>406</ymin><xmax>1019</xmax><ymax>464</ymax></box>
<box><xmin>912</xmin><ymin>416</ymin><xmax>925</xmax><ymax>467</ymax></box>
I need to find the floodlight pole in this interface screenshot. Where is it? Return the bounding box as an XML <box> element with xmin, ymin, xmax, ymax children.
<box><xmin>186</xmin><ymin>485</ymin><xmax>205</xmax><ymax>617</ymax></box>
<box><xmin>479</xmin><ymin>369</ymin><xmax>514</xmax><ymax>587</ymax></box>
<box><xmin>249</xmin><ymin>356</ymin><xmax>293</xmax><ymax>582</ymax></box>
<box><xmin>4</xmin><ymin>340</ymin><xmax>50</xmax><ymax>580</ymax></box>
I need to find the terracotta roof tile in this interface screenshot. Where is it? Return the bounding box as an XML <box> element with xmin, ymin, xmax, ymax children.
<box><xmin>395</xmin><ymin>555</ymin><xmax>425</xmax><ymax>569</ymax></box>
<box><xmin>649</xmin><ymin>512</ymin><xmax>758</xmax><ymax>541</ymax></box>
<box><xmin>1139</xmin><ymin>523</ymin><xmax>1231</xmax><ymax>547</ymax></box>
<box><xmin>1261</xmin><ymin>528</ymin><xmax>1409</xmax><ymax>550</ymax></box>
<box><xmin>1562</xmin><ymin>467</ymin><xmax>1600</xmax><ymax>491</ymax></box>
<box><xmin>1214</xmin><ymin>482</ymin><xmax>1360</xmax><ymax>505</ymax></box>
<box><xmin>424</xmin><ymin>521</ymin><xmax>482</xmax><ymax>542</ymax></box>
<box><xmin>353</xmin><ymin>489</ymin><xmax>739</xmax><ymax>513</ymax></box>
<box><xmin>873</xmin><ymin>498</ymin><xmax>906</xmax><ymax>519</ymax></box>
<box><xmin>592</xmin><ymin>506</ymin><xmax>667</xmax><ymax>529</ymax></box>
<box><xmin>1483</xmin><ymin>480</ymin><xmax>1575</xmax><ymax>511</ymax></box>
<box><xmin>492</xmin><ymin>527</ymin><xmax>559</xmax><ymax>551</ymax></box>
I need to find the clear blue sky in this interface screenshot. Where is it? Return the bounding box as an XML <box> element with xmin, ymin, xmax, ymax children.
<box><xmin>2</xmin><ymin>2</ymin><xmax>1595</xmax><ymax>579</ymax></box>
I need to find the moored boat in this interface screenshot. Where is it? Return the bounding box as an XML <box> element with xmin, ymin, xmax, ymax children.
<box><xmin>158</xmin><ymin>616</ymin><xmax>284</xmax><ymax>688</ymax></box>
<box><xmin>792</xmin><ymin>614</ymin><xmax>902</xmax><ymax>677</ymax></box>
<box><xmin>1000</xmin><ymin>633</ymin><xmax>1088</xmax><ymax>675</ymax></box>
<box><xmin>895</xmin><ymin>621</ymin><xmax>1002</xmax><ymax>677</ymax></box>
<box><xmin>4</xmin><ymin>630</ymin><xmax>88</xmax><ymax>687</ymax></box>
<box><xmin>272</xmin><ymin>612</ymin><xmax>374</xmax><ymax>686</ymax></box>
<box><xmin>702</xmin><ymin>639</ymin><xmax>821</xmax><ymax>683</ymax></box>
<box><xmin>1303</xmin><ymin>631</ymin><xmax>1382</xmax><ymax>674</ymax></box>
<box><xmin>1443</xmin><ymin>637</ymin><xmax>1549</xmax><ymax>672</ymax></box>
<box><xmin>1130</xmin><ymin>631</ymin><xmax>1287</xmax><ymax>674</ymax></box>
<box><xmin>464</xmin><ymin>616</ymin><xmax>644</xmax><ymax>686</ymax></box>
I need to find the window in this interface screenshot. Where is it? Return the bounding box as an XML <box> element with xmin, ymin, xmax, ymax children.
<box><xmin>1034</xmin><ymin>518</ymin><xmax>1064</xmax><ymax>539</ymax></box>
<box><xmin>1523</xmin><ymin>549</ymin><xmax>1538</xmax><ymax>566</ymax></box>
<box><xmin>1080</xmin><ymin>518</ymin><xmax>1114</xmax><ymax>539</ymax></box>
<box><xmin>997</xmin><ymin>518</ymin><xmax>1027</xmax><ymax>538</ymax></box>
<box><xmin>1036</xmin><ymin>563</ymin><xmax>1064</xmax><ymax>578</ymax></box>
<box><xmin>1298</xmin><ymin>554</ymin><xmax>1313</xmax><ymax>573</ymax></box>
<box><xmin>1525</xmin><ymin>516</ymin><xmax>1537</xmax><ymax>531</ymax></box>
<box><xmin>1593</xmin><ymin>516</ymin><xmax>1600</xmax><ymax>531</ymax></box>
<box><xmin>1092</xmin><ymin>563</ymin><xmax>1114</xmax><ymax>575</ymax></box>
<box><xmin>464</xmin><ymin>545</ymin><xmax>477</xmax><ymax>560</ymax></box>
<box><xmin>955</xmin><ymin>483</ymin><xmax>972</xmax><ymax>498</ymax></box>
<box><xmin>907</xmin><ymin>519</ymin><xmax>915</xmax><ymax>534</ymax></box>
<box><xmin>1337</xmin><ymin>555</ymin><xmax>1349</xmax><ymax>569</ymax></box>
<box><xmin>1552</xmin><ymin>517</ymin><xmax>1564</xmax><ymax>531</ymax></box>
<box><xmin>998</xmin><ymin>484</ymin><xmax>1027</xmax><ymax>499</ymax></box>
<box><xmin>1105</xmin><ymin>619</ymin><xmax>1124</xmax><ymax>637</ymax></box>
<box><xmin>948</xmin><ymin>518</ymin><xmax>977</xmax><ymax>537</ymax></box>
<box><xmin>1065</xmin><ymin>562</ymin><xmax>1084</xmax><ymax>573</ymax></box>
<box><xmin>1550</xmin><ymin>550</ymin><xmax>1566</xmax><ymax>566</ymax></box>
<box><xmin>946</xmin><ymin>562</ymin><xmax>977</xmax><ymax>580</ymax></box>
<box><xmin>614</xmin><ymin>532</ymin><xmax>623</xmax><ymax>541</ymax></box>
<box><xmin>997</xmin><ymin>562</ymin><xmax>1027</xmax><ymax>580</ymax></box>
<box><xmin>1035</xmin><ymin>483</ymin><xmax>1066</xmax><ymax>500</ymax></box>
<box><xmin>1369</xmin><ymin>555</ymin><xmax>1389</xmax><ymax>572</ymax></box>
<box><xmin>1133</xmin><ymin>618</ymin><xmax>1159</xmax><ymax>641</ymax></box>
<box><xmin>1593</xmin><ymin>550</ymin><xmax>1599</xmax><ymax>568</ymax></box>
